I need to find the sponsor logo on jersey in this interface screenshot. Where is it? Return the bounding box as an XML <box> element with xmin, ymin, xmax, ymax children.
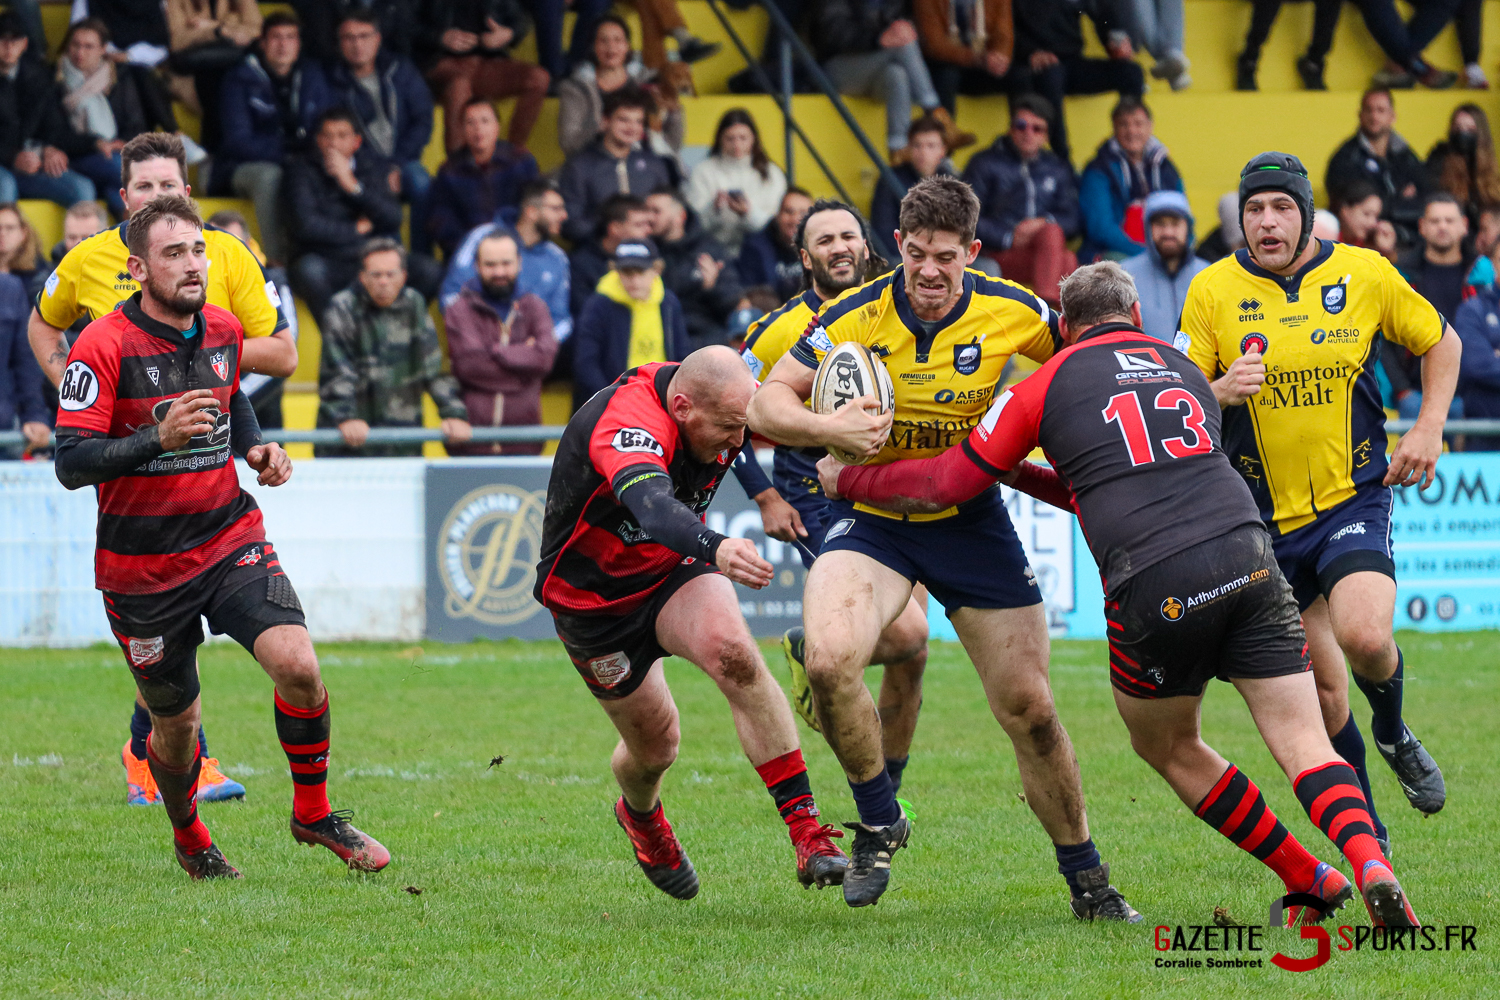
<box><xmin>126</xmin><ymin>635</ymin><xmax>165</xmax><ymax>666</ymax></box>
<box><xmin>890</xmin><ymin>415</ymin><xmax>981</xmax><ymax>452</ymax></box>
<box><xmin>935</xmin><ymin>387</ymin><xmax>991</xmax><ymax>405</ymax></box>
<box><xmin>1310</xmin><ymin>327</ymin><xmax>1360</xmax><ymax>345</ymax></box>
<box><xmin>1240</xmin><ymin>333</ymin><xmax>1268</xmax><ymax>355</ymax></box>
<box><xmin>611</xmin><ymin>427</ymin><xmax>664</xmax><ymax>456</ymax></box>
<box><xmin>898</xmin><ymin>371</ymin><xmax>935</xmax><ymax>381</ymax></box>
<box><xmin>58</xmin><ymin>360</ymin><xmax>100</xmax><ymax>410</ymax></box>
<box><xmin>588</xmin><ymin>651</ymin><xmax>632</xmax><ymax>688</ymax></box>
<box><xmin>235</xmin><ymin>546</ymin><xmax>262</xmax><ymax>567</ymax></box>
<box><xmin>1279</xmin><ymin>314</ymin><xmax>1309</xmax><ymax>327</ymax></box>
<box><xmin>43</xmin><ymin>270</ymin><xmax>59</xmax><ymax>297</ymax></box>
<box><xmin>1238</xmin><ymin>297</ymin><xmax>1264</xmax><ymax>322</ymax></box>
<box><xmin>1160</xmin><ymin>597</ymin><xmax>1184</xmax><ymax>621</ymax></box>
<box><xmin>953</xmin><ymin>340</ymin><xmax>982</xmax><ymax>375</ymax></box>
<box><xmin>1114</xmin><ymin>348</ymin><xmax>1167</xmax><ymax>371</ymax></box>
<box><xmin>1172</xmin><ymin>330</ymin><xmax>1191</xmax><ymax>353</ymax></box>
<box><xmin>1322</xmin><ymin>283</ymin><xmax>1347</xmax><ymax>314</ymax></box>
<box><xmin>152</xmin><ymin>396</ymin><xmax>231</xmax><ymax>450</ymax></box>
<box><xmin>806</xmin><ymin>323</ymin><xmax>833</xmax><ymax>353</ymax></box>
<box><xmin>741</xmin><ymin>349</ymin><xmax>764</xmax><ymax>378</ymax></box>
<box><xmin>1329</xmin><ymin>522</ymin><xmax>1367</xmax><ymax>542</ymax></box>
<box><xmin>145</xmin><ymin>365</ymin><xmax>160</xmax><ymax>386</ymax></box>
<box><xmin>825</xmin><ymin>518</ymin><xmax>855</xmax><ymax>541</ymax></box>
<box><xmin>210</xmin><ymin>351</ymin><xmax>228</xmax><ymax>381</ymax></box>
<box><xmin>1256</xmin><ymin>362</ymin><xmax>1353</xmax><ymax>410</ymax></box>
<box><xmin>1181</xmin><ymin>569</ymin><xmax>1271</xmax><ymax>611</ymax></box>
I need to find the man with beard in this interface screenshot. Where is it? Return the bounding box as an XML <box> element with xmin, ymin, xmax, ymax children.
<box><xmin>749</xmin><ymin>177</ymin><xmax>1140</xmax><ymax>918</ymax></box>
<box><xmin>444</xmin><ymin>230</ymin><xmax>557</xmax><ymax>456</ymax></box>
<box><xmin>53</xmin><ymin>196</ymin><xmax>390</xmax><ymax>879</ymax></box>
<box><xmin>1181</xmin><ymin>152</ymin><xmax>1460</xmax><ymax>857</ymax></box>
<box><xmin>739</xmin><ymin>199</ymin><xmax>930</xmax><ymax>797</ymax></box>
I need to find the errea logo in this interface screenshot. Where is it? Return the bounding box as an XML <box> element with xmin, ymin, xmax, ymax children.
<box><xmin>1238</xmin><ymin>297</ymin><xmax>1265</xmax><ymax>322</ymax></box>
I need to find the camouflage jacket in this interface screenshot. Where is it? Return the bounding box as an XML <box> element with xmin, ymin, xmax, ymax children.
<box><xmin>316</xmin><ymin>284</ymin><xmax>467</xmax><ymax>454</ymax></box>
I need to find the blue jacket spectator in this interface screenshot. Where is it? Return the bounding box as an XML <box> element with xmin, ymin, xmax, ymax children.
<box><xmin>326</xmin><ymin>44</ymin><xmax>434</xmax><ymax>168</ymax></box>
<box><xmin>558</xmin><ymin>88</ymin><xmax>678</xmax><ymax>245</ymax></box>
<box><xmin>1455</xmin><ymin>288</ymin><xmax>1500</xmax><ymax>450</ymax></box>
<box><xmin>216</xmin><ymin>29</ymin><xmax>332</xmax><ymax>183</ymax></box>
<box><xmin>963</xmin><ymin>133</ymin><xmax>1078</xmax><ymax>253</ymax></box>
<box><xmin>737</xmin><ymin>187</ymin><xmax>811</xmax><ymax>302</ymax></box>
<box><xmin>0</xmin><ymin>271</ymin><xmax>46</xmax><ymax>456</ymax></box>
<box><xmin>427</xmin><ymin>100</ymin><xmax>539</xmax><ymax>258</ymax></box>
<box><xmin>440</xmin><ymin>224</ymin><xmax>572</xmax><ymax>339</ymax></box>
<box><xmin>1079</xmin><ymin>98</ymin><xmax>1183</xmax><ymax>260</ymax></box>
<box><xmin>1120</xmin><ymin>191</ymin><xmax>1207</xmax><ymax>343</ymax></box>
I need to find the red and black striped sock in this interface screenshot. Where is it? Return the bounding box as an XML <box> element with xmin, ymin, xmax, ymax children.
<box><xmin>755</xmin><ymin>749</ymin><xmax>819</xmax><ymax>841</ymax></box>
<box><xmin>1293</xmin><ymin>761</ymin><xmax>1388</xmax><ymax>890</ymax></box>
<box><xmin>275</xmin><ymin>691</ymin><xmax>331</xmax><ymax>826</ymax></box>
<box><xmin>1195</xmin><ymin>764</ymin><xmax>1320</xmax><ymax>891</ymax></box>
<box><xmin>145</xmin><ymin>735</ymin><xmax>212</xmax><ymax>854</ymax></box>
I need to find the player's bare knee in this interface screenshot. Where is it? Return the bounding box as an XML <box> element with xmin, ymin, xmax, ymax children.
<box><xmin>711</xmin><ymin>634</ymin><xmax>764</xmax><ymax>690</ymax></box>
<box><xmin>995</xmin><ymin>690</ymin><xmax>1061</xmax><ymax>751</ymax></box>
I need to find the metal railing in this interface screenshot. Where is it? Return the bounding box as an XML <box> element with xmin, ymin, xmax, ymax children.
<box><xmin>703</xmin><ymin>0</ymin><xmax>907</xmax><ymax>259</ymax></box>
<box><xmin>6</xmin><ymin>420</ymin><xmax>1500</xmax><ymax>451</ymax></box>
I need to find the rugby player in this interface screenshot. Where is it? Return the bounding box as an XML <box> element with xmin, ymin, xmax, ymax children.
<box><xmin>534</xmin><ymin>347</ymin><xmax>849</xmax><ymax>899</ymax></box>
<box><xmin>748</xmin><ymin>176</ymin><xmax>1138</xmax><ymax>917</ymax></box>
<box><xmin>1181</xmin><ymin>153</ymin><xmax>1459</xmax><ymax>852</ymax></box>
<box><xmin>53</xmin><ymin>197</ymin><xmax>387</xmax><ymax>879</ymax></box>
<box><xmin>823</xmin><ymin>261</ymin><xmax>1419</xmax><ymax>927</ymax></box>
<box><xmin>28</xmin><ymin>132</ymin><xmax>297</xmax><ymax>808</ymax></box>
<box><xmin>740</xmin><ymin>199</ymin><xmax>929</xmax><ymax>794</ymax></box>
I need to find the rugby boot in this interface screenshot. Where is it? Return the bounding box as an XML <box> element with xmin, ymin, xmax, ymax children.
<box><xmin>122</xmin><ymin>739</ymin><xmax>160</xmax><ymax>806</ymax></box>
<box><xmin>175</xmin><ymin>842</ymin><xmax>241</xmax><ymax>880</ymax></box>
<box><xmin>194</xmin><ymin>757</ymin><xmax>246</xmax><ymax>802</ymax></box>
<box><xmin>614</xmin><ymin>797</ymin><xmax>699</xmax><ymax>900</ymax></box>
<box><xmin>291</xmin><ymin>809</ymin><xmax>392</xmax><ymax>872</ymax></box>
<box><xmin>1375</xmin><ymin>726</ymin><xmax>1445</xmax><ymax>814</ymax></box>
<box><xmin>1359</xmin><ymin>861</ymin><xmax>1420</xmax><ymax>927</ymax></box>
<box><xmin>1283</xmin><ymin>862</ymin><xmax>1354</xmax><ymax>926</ymax></box>
<box><xmin>781</xmin><ymin>628</ymin><xmax>820</xmax><ymax>732</ymax></box>
<box><xmin>791</xmin><ymin>810</ymin><xmax>848</xmax><ymax>889</ymax></box>
<box><xmin>1068</xmin><ymin>863</ymin><xmax>1143</xmax><ymax>923</ymax></box>
<box><xmin>842</xmin><ymin>814</ymin><xmax>910</xmax><ymax>907</ymax></box>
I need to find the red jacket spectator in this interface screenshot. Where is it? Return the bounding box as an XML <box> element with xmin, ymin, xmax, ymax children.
<box><xmin>444</xmin><ymin>279</ymin><xmax>557</xmax><ymax>455</ymax></box>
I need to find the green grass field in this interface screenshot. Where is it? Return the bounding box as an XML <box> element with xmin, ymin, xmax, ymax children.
<box><xmin>0</xmin><ymin>634</ymin><xmax>1494</xmax><ymax>999</ymax></box>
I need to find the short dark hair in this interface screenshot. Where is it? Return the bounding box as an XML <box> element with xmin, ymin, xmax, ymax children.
<box><xmin>601</xmin><ymin>85</ymin><xmax>654</xmax><ymax>120</ymax></box>
<box><xmin>359</xmin><ymin>236</ymin><xmax>406</xmax><ymax>268</ymax></box>
<box><xmin>315</xmin><ymin>105</ymin><xmax>362</xmax><ymax>133</ymax></box>
<box><xmin>1334</xmin><ymin>178</ymin><xmax>1382</xmax><ymax>210</ymax></box>
<box><xmin>519</xmin><ymin>179</ymin><xmax>557</xmax><ymax>208</ymax></box>
<box><xmin>589</xmin><ymin>12</ymin><xmax>633</xmax><ymax>62</ymax></box>
<box><xmin>1111</xmin><ymin>96</ymin><xmax>1151</xmax><ymax>122</ymax></box>
<box><xmin>126</xmin><ymin>195</ymin><xmax>202</xmax><ymax>260</ymax></box>
<box><xmin>261</xmin><ymin>10</ymin><xmax>299</xmax><ymax>35</ymax></box>
<box><xmin>461</xmin><ymin>97</ymin><xmax>498</xmax><ymax>120</ymax></box>
<box><xmin>476</xmin><ymin>229</ymin><xmax>518</xmax><ymax>256</ymax></box>
<box><xmin>338</xmin><ymin>9</ymin><xmax>380</xmax><ymax>32</ymax></box>
<box><xmin>207</xmin><ymin>208</ymin><xmax>250</xmax><ymax>233</ymax></box>
<box><xmin>898</xmin><ymin>175</ymin><xmax>980</xmax><ymax>243</ymax></box>
<box><xmin>907</xmin><ymin>113</ymin><xmax>946</xmax><ymax>145</ymax></box>
<box><xmin>63</xmin><ymin>17</ymin><xmax>110</xmax><ymax>48</ymax></box>
<box><xmin>1362</xmin><ymin>86</ymin><xmax>1394</xmax><ymax>106</ymax></box>
<box><xmin>647</xmin><ymin>185</ymin><xmax>685</xmax><ymax>209</ymax></box>
<box><xmin>121</xmin><ymin>132</ymin><xmax>186</xmax><ymax>188</ymax></box>
<box><xmin>1422</xmin><ymin>191</ymin><xmax>1463</xmax><ymax>214</ymax></box>
<box><xmin>784</xmin><ymin>185</ymin><xmax>812</xmax><ymax>204</ymax></box>
<box><xmin>598</xmin><ymin>194</ymin><xmax>647</xmax><ymax>234</ymax></box>
<box><xmin>1010</xmin><ymin>93</ymin><xmax>1054</xmax><ymax>126</ymax></box>
<box><xmin>0</xmin><ymin>12</ymin><xmax>28</xmax><ymax>41</ymax></box>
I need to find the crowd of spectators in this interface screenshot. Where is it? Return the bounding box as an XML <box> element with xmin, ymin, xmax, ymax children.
<box><xmin>5</xmin><ymin>0</ymin><xmax>1500</xmax><ymax>456</ymax></box>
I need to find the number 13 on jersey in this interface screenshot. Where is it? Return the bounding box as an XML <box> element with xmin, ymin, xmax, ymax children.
<box><xmin>1102</xmin><ymin>388</ymin><xmax>1213</xmax><ymax>467</ymax></box>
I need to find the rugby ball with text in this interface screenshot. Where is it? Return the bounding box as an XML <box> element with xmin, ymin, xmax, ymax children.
<box><xmin>811</xmin><ymin>342</ymin><xmax>895</xmax><ymax>465</ymax></box>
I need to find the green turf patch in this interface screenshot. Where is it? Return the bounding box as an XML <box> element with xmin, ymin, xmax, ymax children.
<box><xmin>0</xmin><ymin>634</ymin><xmax>1493</xmax><ymax>998</ymax></box>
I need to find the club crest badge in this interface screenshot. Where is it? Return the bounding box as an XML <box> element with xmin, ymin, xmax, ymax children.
<box><xmin>1321</xmin><ymin>283</ymin><xmax>1347</xmax><ymax>315</ymax></box>
<box><xmin>210</xmin><ymin>351</ymin><xmax>228</xmax><ymax>381</ymax></box>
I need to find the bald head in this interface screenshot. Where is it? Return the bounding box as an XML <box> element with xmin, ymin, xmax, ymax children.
<box><xmin>668</xmin><ymin>346</ymin><xmax>757</xmax><ymax>462</ymax></box>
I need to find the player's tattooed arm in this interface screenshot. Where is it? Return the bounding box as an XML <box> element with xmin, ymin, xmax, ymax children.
<box><xmin>28</xmin><ymin>310</ymin><xmax>70</xmax><ymax>387</ymax></box>
<box><xmin>54</xmin><ymin>427</ymin><xmax>165</xmax><ymax>489</ymax></box>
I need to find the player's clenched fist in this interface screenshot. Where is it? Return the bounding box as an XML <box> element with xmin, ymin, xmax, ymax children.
<box><xmin>824</xmin><ymin>393</ymin><xmax>892</xmax><ymax>460</ymax></box>
<box><xmin>715</xmin><ymin>537</ymin><xmax>775</xmax><ymax>589</ymax></box>
<box><xmin>246</xmin><ymin>442</ymin><xmax>293</xmax><ymax>486</ymax></box>
<box><xmin>816</xmin><ymin>454</ymin><xmax>847</xmax><ymax>500</ymax></box>
<box><xmin>1212</xmin><ymin>351</ymin><xmax>1266</xmax><ymax>407</ymax></box>
<box><xmin>158</xmin><ymin>389</ymin><xmax>219</xmax><ymax>450</ymax></box>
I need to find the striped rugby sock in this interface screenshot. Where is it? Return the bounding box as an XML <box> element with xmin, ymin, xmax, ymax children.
<box><xmin>145</xmin><ymin>735</ymin><xmax>212</xmax><ymax>854</ymax></box>
<box><xmin>1195</xmin><ymin>764</ymin><xmax>1320</xmax><ymax>891</ymax></box>
<box><xmin>1293</xmin><ymin>760</ymin><xmax>1389</xmax><ymax>890</ymax></box>
<box><xmin>275</xmin><ymin>691</ymin><xmax>331</xmax><ymax>826</ymax></box>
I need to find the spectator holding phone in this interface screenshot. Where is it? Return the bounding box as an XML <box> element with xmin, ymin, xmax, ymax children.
<box><xmin>686</xmin><ymin>109</ymin><xmax>786</xmax><ymax>257</ymax></box>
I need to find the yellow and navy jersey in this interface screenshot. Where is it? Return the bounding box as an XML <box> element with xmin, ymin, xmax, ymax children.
<box><xmin>39</xmin><ymin>221</ymin><xmax>287</xmax><ymax>339</ymax></box>
<box><xmin>1181</xmin><ymin>240</ymin><xmax>1444</xmax><ymax>534</ymax></box>
<box><xmin>790</xmin><ymin>266</ymin><xmax>1059</xmax><ymax>519</ymax></box>
<box><xmin>742</xmin><ymin>287</ymin><xmax>823</xmax><ymax>383</ymax></box>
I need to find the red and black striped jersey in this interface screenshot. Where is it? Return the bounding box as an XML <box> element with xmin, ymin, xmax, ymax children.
<box><xmin>967</xmin><ymin>323</ymin><xmax>1262</xmax><ymax>594</ymax></box>
<box><xmin>535</xmin><ymin>363</ymin><xmax>730</xmax><ymax>615</ymax></box>
<box><xmin>54</xmin><ymin>295</ymin><xmax>264</xmax><ymax>594</ymax></box>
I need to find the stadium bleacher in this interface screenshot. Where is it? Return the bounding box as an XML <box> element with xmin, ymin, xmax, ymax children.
<box><xmin>14</xmin><ymin>0</ymin><xmax>1500</xmax><ymax>457</ymax></box>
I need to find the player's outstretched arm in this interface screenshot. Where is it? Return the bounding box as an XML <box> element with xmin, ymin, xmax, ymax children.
<box><xmin>748</xmin><ymin>352</ymin><xmax>891</xmax><ymax>458</ymax></box>
<box><xmin>819</xmin><ymin>447</ymin><xmax>996</xmax><ymax>514</ymax></box>
<box><xmin>28</xmin><ymin>309</ymin><xmax>69</xmax><ymax>387</ymax></box>
<box><xmin>618</xmin><ymin>473</ymin><xmax>774</xmax><ymax>588</ymax></box>
<box><xmin>1386</xmin><ymin>324</ymin><xmax>1461</xmax><ymax>489</ymax></box>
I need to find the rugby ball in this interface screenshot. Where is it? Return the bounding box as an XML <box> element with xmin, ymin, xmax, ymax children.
<box><xmin>811</xmin><ymin>342</ymin><xmax>896</xmax><ymax>465</ymax></box>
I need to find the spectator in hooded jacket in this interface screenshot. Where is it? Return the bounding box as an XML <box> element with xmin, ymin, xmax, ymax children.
<box><xmin>558</xmin><ymin>87</ymin><xmax>677</xmax><ymax>246</ymax></box>
<box><xmin>1454</xmin><ymin>272</ymin><xmax>1500</xmax><ymax>450</ymax></box>
<box><xmin>1120</xmin><ymin>190</ymin><xmax>1206</xmax><ymax>343</ymax></box>
<box><xmin>963</xmin><ymin>95</ymin><xmax>1077</xmax><ymax>306</ymax></box>
<box><xmin>215</xmin><ymin>12</ymin><xmax>332</xmax><ymax>265</ymax></box>
<box><xmin>686</xmin><ymin>108</ymin><xmax>786</xmax><ymax>257</ymax></box>
<box><xmin>427</xmin><ymin>99</ymin><xmax>539</xmax><ymax>258</ymax></box>
<box><xmin>738</xmin><ymin>186</ymin><xmax>812</xmax><ymax>302</ymax></box>
<box><xmin>327</xmin><ymin>10</ymin><xmax>436</xmax><ymax>251</ymax></box>
<box><xmin>445</xmin><ymin>229</ymin><xmax>556</xmax><ymax>455</ymax></box>
<box><xmin>1079</xmin><ymin>97</ymin><xmax>1182</xmax><ymax>261</ymax></box>
<box><xmin>645</xmin><ymin>186</ymin><xmax>745</xmax><ymax>351</ymax></box>
<box><xmin>417</xmin><ymin>0</ymin><xmax>549</xmax><ymax>154</ymax></box>
<box><xmin>1325</xmin><ymin>88</ymin><xmax>1429</xmax><ymax>247</ymax></box>
<box><xmin>572</xmin><ymin>237</ymin><xmax>688</xmax><ymax>406</ymax></box>
<box><xmin>871</xmin><ymin>114</ymin><xmax>956</xmax><ymax>253</ymax></box>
